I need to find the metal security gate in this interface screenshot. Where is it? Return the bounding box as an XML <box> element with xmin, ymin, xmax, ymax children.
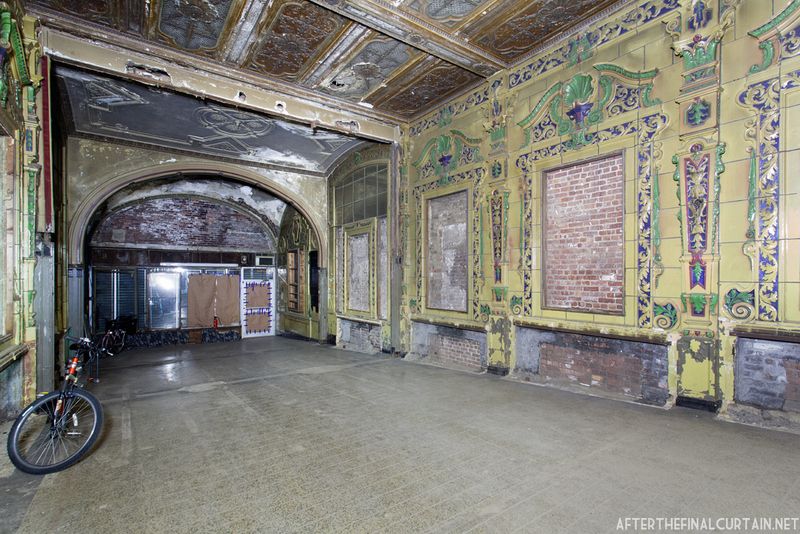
<box><xmin>240</xmin><ymin>267</ymin><xmax>276</xmax><ymax>338</ymax></box>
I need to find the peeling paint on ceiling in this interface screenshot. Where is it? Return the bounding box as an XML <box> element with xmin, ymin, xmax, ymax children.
<box><xmin>55</xmin><ymin>65</ymin><xmax>369</xmax><ymax>174</ymax></box>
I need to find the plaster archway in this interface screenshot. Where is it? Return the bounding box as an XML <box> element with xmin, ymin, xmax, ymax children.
<box><xmin>68</xmin><ymin>161</ymin><xmax>328</xmax><ymax>268</ymax></box>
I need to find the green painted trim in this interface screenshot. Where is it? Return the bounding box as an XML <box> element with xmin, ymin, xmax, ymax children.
<box><xmin>479</xmin><ymin>209</ymin><xmax>484</xmax><ymax>270</ymax></box>
<box><xmin>551</xmin><ymin>95</ymin><xmax>572</xmax><ymax>136</ymax></box>
<box><xmin>593</xmin><ymin>63</ymin><xmax>659</xmax><ymax>80</ymax></box>
<box><xmin>641</xmin><ymin>84</ymin><xmax>661</xmax><ymax>107</ymax></box>
<box><xmin>588</xmin><ymin>75</ymin><xmax>613</xmax><ymax>125</ymax></box>
<box><xmin>517</xmin><ymin>82</ymin><xmax>562</xmax><ymax>128</ymax></box>
<box><xmin>9</xmin><ymin>20</ymin><xmax>30</xmax><ymax>86</ymax></box>
<box><xmin>681</xmin><ymin>39</ymin><xmax>720</xmax><ymax>69</ymax></box>
<box><xmin>749</xmin><ymin>41</ymin><xmax>775</xmax><ymax>75</ymax></box>
<box><xmin>672</xmin><ymin>154</ymin><xmax>684</xmax><ymax>251</ymax></box>
<box><xmin>0</xmin><ymin>11</ymin><xmax>10</xmax><ymax>44</ymax></box>
<box><xmin>712</xmin><ymin>143</ymin><xmax>726</xmax><ymax>252</ymax></box>
<box><xmin>746</xmin><ymin>150</ymin><xmax>757</xmax><ymax>240</ymax></box>
<box><xmin>653</xmin><ymin>165</ymin><xmax>661</xmax><ymax>262</ymax></box>
<box><xmin>450</xmin><ymin>129</ymin><xmax>483</xmax><ymax>146</ymax></box>
<box><xmin>749</xmin><ymin>0</ymin><xmax>800</xmax><ymax>38</ymax></box>
<box><xmin>412</xmin><ymin>137</ymin><xmax>439</xmax><ymax>168</ymax></box>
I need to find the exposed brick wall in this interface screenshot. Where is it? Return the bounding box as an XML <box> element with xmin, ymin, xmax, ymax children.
<box><xmin>544</xmin><ymin>154</ymin><xmax>624</xmax><ymax>314</ymax></box>
<box><xmin>429</xmin><ymin>334</ymin><xmax>482</xmax><ymax>370</ymax></box>
<box><xmin>735</xmin><ymin>338</ymin><xmax>800</xmax><ymax>412</ymax></box>
<box><xmin>91</xmin><ymin>197</ymin><xmax>274</xmax><ymax>251</ymax></box>
<box><xmin>540</xmin><ymin>343</ymin><xmax>643</xmax><ymax>398</ymax></box>
<box><xmin>338</xmin><ymin>319</ymin><xmax>382</xmax><ymax>354</ymax></box>
<box><xmin>409</xmin><ymin>321</ymin><xmax>487</xmax><ymax>371</ymax></box>
<box><xmin>515</xmin><ymin>326</ymin><xmax>669</xmax><ymax>405</ymax></box>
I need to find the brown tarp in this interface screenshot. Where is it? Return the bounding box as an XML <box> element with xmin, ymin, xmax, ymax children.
<box><xmin>245</xmin><ymin>313</ymin><xmax>271</xmax><ymax>334</ymax></box>
<box><xmin>187</xmin><ymin>274</ymin><xmax>216</xmax><ymax>327</ymax></box>
<box><xmin>245</xmin><ymin>283</ymin><xmax>271</xmax><ymax>308</ymax></box>
<box><xmin>215</xmin><ymin>275</ymin><xmax>241</xmax><ymax>326</ymax></box>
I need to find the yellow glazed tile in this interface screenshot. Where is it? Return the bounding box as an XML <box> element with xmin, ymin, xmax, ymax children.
<box><xmin>539</xmin><ymin>308</ymin><xmax>567</xmax><ymax>321</ymax></box>
<box><xmin>657</xmin><ymin>172</ymin><xmax>680</xmax><ymax>210</ymax></box>
<box><xmin>721</xmin><ymin>77</ymin><xmax>761</xmax><ymax>124</ymax></box>
<box><xmin>718</xmin><ymin>200</ymin><xmax>750</xmax><ymax>244</ymax></box>
<box><xmin>643</xmin><ymin>33</ymin><xmax>676</xmax><ymax>71</ymax></box>
<box><xmin>625</xmin><ymin>267</ymin><xmax>636</xmax><ymax>296</ymax></box>
<box><xmin>784</xmin><ymin>239</ymin><xmax>800</xmax><ymax>283</ymax></box>
<box><xmin>654</xmin><ymin>268</ymin><xmax>682</xmax><ymax>299</ymax></box>
<box><xmin>719</xmin><ymin>243</ymin><xmax>755</xmax><ymax>284</ymax></box>
<box><xmin>719</xmin><ymin>159</ymin><xmax>751</xmax><ymax>203</ymax></box>
<box><xmin>783</xmin><ymin>106</ymin><xmax>800</xmax><ymax>152</ymax></box>
<box><xmin>660</xmin><ymin>237</ymin><xmax>682</xmax><ymax>261</ymax></box>
<box><xmin>659</xmin><ymin>207</ymin><xmax>681</xmax><ymax>240</ymax></box>
<box><xmin>719</xmin><ymin>119</ymin><xmax>754</xmax><ymax>163</ymax></box>
<box><xmin>721</xmin><ymin>36</ymin><xmax>767</xmax><ymax>85</ymax></box>
<box><xmin>784</xmin><ymin>150</ymin><xmax>800</xmax><ymax>195</ymax></box>
<box><xmin>735</xmin><ymin>0</ymin><xmax>775</xmax><ymax>41</ymax></box>
<box><xmin>783</xmin><ymin>283</ymin><xmax>800</xmax><ymax>323</ymax></box>
<box><xmin>785</xmin><ymin>193</ymin><xmax>800</xmax><ymax>239</ymax></box>
<box><xmin>651</xmin><ymin>63</ymin><xmax>682</xmax><ymax>103</ymax></box>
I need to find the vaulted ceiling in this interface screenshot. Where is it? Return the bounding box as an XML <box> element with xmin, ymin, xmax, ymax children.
<box><xmin>27</xmin><ymin>0</ymin><xmax>624</xmax><ymax>120</ymax></box>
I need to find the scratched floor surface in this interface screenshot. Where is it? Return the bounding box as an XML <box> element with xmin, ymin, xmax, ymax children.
<box><xmin>2</xmin><ymin>336</ymin><xmax>799</xmax><ymax>533</ymax></box>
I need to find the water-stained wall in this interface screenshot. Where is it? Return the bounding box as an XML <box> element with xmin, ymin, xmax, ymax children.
<box><xmin>402</xmin><ymin>0</ymin><xmax>800</xmax><ymax>426</ymax></box>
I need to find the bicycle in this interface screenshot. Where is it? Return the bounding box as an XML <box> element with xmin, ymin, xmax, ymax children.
<box><xmin>98</xmin><ymin>321</ymin><xmax>126</xmax><ymax>356</ymax></box>
<box><xmin>6</xmin><ymin>337</ymin><xmax>104</xmax><ymax>474</ymax></box>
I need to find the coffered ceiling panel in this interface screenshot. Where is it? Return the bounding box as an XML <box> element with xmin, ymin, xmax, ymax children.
<box><xmin>370</xmin><ymin>58</ymin><xmax>481</xmax><ymax>117</ymax></box>
<box><xmin>403</xmin><ymin>0</ymin><xmax>489</xmax><ymax>28</ymax></box>
<box><xmin>244</xmin><ymin>0</ymin><xmax>351</xmax><ymax>83</ymax></box>
<box><xmin>154</xmin><ymin>0</ymin><xmax>245</xmax><ymax>56</ymax></box>
<box><xmin>318</xmin><ymin>34</ymin><xmax>417</xmax><ymax>101</ymax></box>
<box><xmin>462</xmin><ymin>0</ymin><xmax>620</xmax><ymax>61</ymax></box>
<box><xmin>29</xmin><ymin>0</ymin><xmax>629</xmax><ymax>120</ymax></box>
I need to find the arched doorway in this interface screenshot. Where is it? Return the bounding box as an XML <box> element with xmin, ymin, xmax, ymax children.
<box><xmin>66</xmin><ymin>171</ymin><xmax>327</xmax><ymax>352</ymax></box>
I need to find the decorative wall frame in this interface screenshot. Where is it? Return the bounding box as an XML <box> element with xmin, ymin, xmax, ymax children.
<box><xmin>343</xmin><ymin>219</ymin><xmax>376</xmax><ymax>320</ymax></box>
<box><xmin>516</xmin><ymin>113</ymin><xmax>667</xmax><ymax>327</ymax></box>
<box><xmin>737</xmin><ymin>69</ymin><xmax>800</xmax><ymax>322</ymax></box>
<box><xmin>423</xmin><ymin>187</ymin><xmax>470</xmax><ymax>315</ymax></box>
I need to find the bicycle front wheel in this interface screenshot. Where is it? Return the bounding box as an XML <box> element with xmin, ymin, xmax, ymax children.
<box><xmin>7</xmin><ymin>389</ymin><xmax>103</xmax><ymax>475</ymax></box>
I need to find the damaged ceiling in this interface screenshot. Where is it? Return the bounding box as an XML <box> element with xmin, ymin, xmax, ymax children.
<box><xmin>55</xmin><ymin>65</ymin><xmax>368</xmax><ymax>174</ymax></box>
<box><xmin>30</xmin><ymin>0</ymin><xmax>624</xmax><ymax>120</ymax></box>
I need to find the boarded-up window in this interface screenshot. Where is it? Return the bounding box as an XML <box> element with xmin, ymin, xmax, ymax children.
<box><xmin>543</xmin><ymin>154</ymin><xmax>624</xmax><ymax>314</ymax></box>
<box><xmin>287</xmin><ymin>250</ymin><xmax>304</xmax><ymax>313</ymax></box>
<box><xmin>427</xmin><ymin>190</ymin><xmax>468</xmax><ymax>312</ymax></box>
<box><xmin>347</xmin><ymin>233</ymin><xmax>370</xmax><ymax>312</ymax></box>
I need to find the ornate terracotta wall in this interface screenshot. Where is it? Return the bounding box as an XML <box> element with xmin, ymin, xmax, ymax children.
<box><xmin>404</xmin><ymin>0</ymin><xmax>800</xmax><ymax>427</ymax></box>
<box><xmin>0</xmin><ymin>5</ymin><xmax>43</xmax><ymax>418</ymax></box>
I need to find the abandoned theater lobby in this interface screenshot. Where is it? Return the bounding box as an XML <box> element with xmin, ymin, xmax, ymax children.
<box><xmin>2</xmin><ymin>0</ymin><xmax>800</xmax><ymax>531</ymax></box>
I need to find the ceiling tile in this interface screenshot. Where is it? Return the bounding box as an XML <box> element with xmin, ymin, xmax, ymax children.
<box><xmin>246</xmin><ymin>0</ymin><xmax>351</xmax><ymax>82</ymax></box>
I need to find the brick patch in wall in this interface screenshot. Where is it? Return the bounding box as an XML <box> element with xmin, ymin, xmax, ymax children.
<box><xmin>540</xmin><ymin>343</ymin><xmax>642</xmax><ymax>398</ymax></box>
<box><xmin>515</xmin><ymin>326</ymin><xmax>669</xmax><ymax>406</ymax></box>
<box><xmin>735</xmin><ymin>338</ymin><xmax>800</xmax><ymax>412</ymax></box>
<box><xmin>543</xmin><ymin>154</ymin><xmax>624</xmax><ymax>314</ymax></box>
<box><xmin>409</xmin><ymin>321</ymin><xmax>487</xmax><ymax>371</ymax></box>
<box><xmin>338</xmin><ymin>318</ymin><xmax>382</xmax><ymax>354</ymax></box>
<box><xmin>429</xmin><ymin>334</ymin><xmax>482</xmax><ymax>370</ymax></box>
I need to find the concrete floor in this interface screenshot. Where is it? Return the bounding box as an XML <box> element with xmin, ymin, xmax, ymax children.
<box><xmin>1</xmin><ymin>337</ymin><xmax>799</xmax><ymax>533</ymax></box>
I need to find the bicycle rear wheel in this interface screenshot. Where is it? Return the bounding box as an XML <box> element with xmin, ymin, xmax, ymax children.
<box><xmin>110</xmin><ymin>331</ymin><xmax>125</xmax><ymax>355</ymax></box>
<box><xmin>7</xmin><ymin>389</ymin><xmax>103</xmax><ymax>475</ymax></box>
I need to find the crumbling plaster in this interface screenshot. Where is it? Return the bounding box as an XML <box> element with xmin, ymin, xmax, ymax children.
<box><xmin>66</xmin><ymin>138</ymin><xmax>329</xmax><ymax>266</ymax></box>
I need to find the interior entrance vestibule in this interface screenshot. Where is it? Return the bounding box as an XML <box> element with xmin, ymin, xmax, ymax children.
<box><xmin>44</xmin><ymin>62</ymin><xmax>395</xmax><ymax>383</ymax></box>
